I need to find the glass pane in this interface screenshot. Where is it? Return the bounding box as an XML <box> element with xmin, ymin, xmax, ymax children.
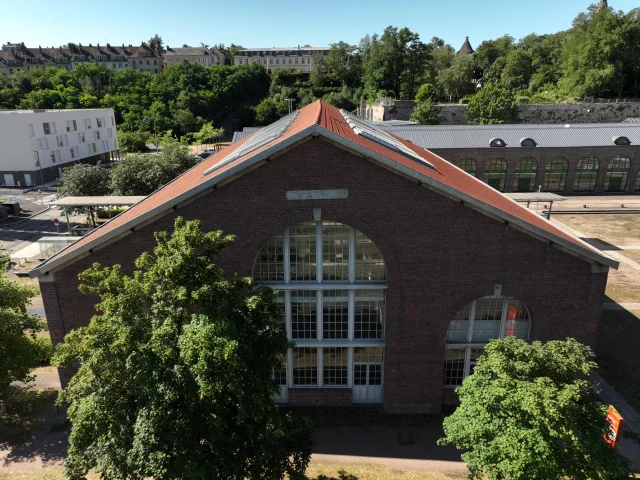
<box><xmin>472</xmin><ymin>297</ymin><xmax>503</xmax><ymax>341</ymax></box>
<box><xmin>444</xmin><ymin>347</ymin><xmax>466</xmax><ymax>386</ymax></box>
<box><xmin>458</xmin><ymin>158</ymin><xmax>477</xmax><ymax>175</ymax></box>
<box><xmin>468</xmin><ymin>347</ymin><xmax>485</xmax><ymax>376</ymax></box>
<box><xmin>353</xmin><ymin>347</ymin><xmax>383</xmax><ymax>363</ymax></box>
<box><xmin>355</xmin><ymin>230</ymin><xmax>385</xmax><ymax>281</ymax></box>
<box><xmin>354</xmin><ymin>290</ymin><xmax>385</xmax><ymax>339</ymax></box>
<box><xmin>323</xmin><ymin>347</ymin><xmax>348</xmax><ymax>386</ymax></box>
<box><xmin>322</xmin><ymin>222</ymin><xmax>350</xmax><ymax>281</ymax></box>
<box><xmin>447</xmin><ymin>303</ymin><xmax>471</xmax><ymax>342</ymax></box>
<box><xmin>290</xmin><ymin>222</ymin><xmax>317</xmax><ymax>281</ymax></box>
<box><xmin>504</xmin><ymin>299</ymin><xmax>530</xmax><ymax>340</ymax></box>
<box><xmin>353</xmin><ymin>364</ymin><xmax>367</xmax><ymax>385</ymax></box>
<box><xmin>291</xmin><ymin>290</ymin><xmax>317</xmax><ymax>339</ymax></box>
<box><xmin>322</xmin><ymin>290</ymin><xmax>349</xmax><ymax>339</ymax></box>
<box><xmin>292</xmin><ymin>347</ymin><xmax>317</xmax><ymax>386</ymax></box>
<box><xmin>369</xmin><ymin>364</ymin><xmax>382</xmax><ymax>385</ymax></box>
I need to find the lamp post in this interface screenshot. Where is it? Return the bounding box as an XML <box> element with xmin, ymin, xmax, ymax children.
<box><xmin>33</xmin><ymin>149</ymin><xmax>44</xmax><ymax>190</ymax></box>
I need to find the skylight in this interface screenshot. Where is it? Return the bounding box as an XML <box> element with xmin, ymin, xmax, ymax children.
<box><xmin>204</xmin><ymin>110</ymin><xmax>299</xmax><ymax>176</ymax></box>
<box><xmin>340</xmin><ymin>110</ymin><xmax>435</xmax><ymax>170</ymax></box>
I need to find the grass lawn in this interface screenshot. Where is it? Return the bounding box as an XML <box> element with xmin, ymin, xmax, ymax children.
<box><xmin>606</xmin><ymin>261</ymin><xmax>640</xmax><ymax>304</ymax></box>
<box><xmin>622</xmin><ymin>249</ymin><xmax>640</xmax><ymax>264</ymax></box>
<box><xmin>556</xmin><ymin>214</ymin><xmax>640</xmax><ymax>247</ymax></box>
<box><xmin>596</xmin><ymin>309</ymin><xmax>640</xmax><ymax>412</ymax></box>
<box><xmin>0</xmin><ymin>463</ymin><xmax>466</xmax><ymax>480</ymax></box>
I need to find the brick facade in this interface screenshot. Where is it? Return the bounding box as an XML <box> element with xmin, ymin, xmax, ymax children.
<box><xmin>288</xmin><ymin>388</ymin><xmax>352</xmax><ymax>407</ymax></box>
<box><xmin>429</xmin><ymin>145</ymin><xmax>640</xmax><ymax>195</ymax></box>
<box><xmin>40</xmin><ymin>137</ymin><xmax>609</xmax><ymax>413</ymax></box>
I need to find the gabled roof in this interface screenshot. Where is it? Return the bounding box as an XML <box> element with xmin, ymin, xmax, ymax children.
<box><xmin>30</xmin><ymin>101</ymin><xmax>618</xmax><ymax>277</ymax></box>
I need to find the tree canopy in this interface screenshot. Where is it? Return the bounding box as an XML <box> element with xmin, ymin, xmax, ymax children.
<box><xmin>0</xmin><ymin>248</ymin><xmax>45</xmax><ymax>397</ymax></box>
<box><xmin>52</xmin><ymin>217</ymin><xmax>314</xmax><ymax>480</ymax></box>
<box><xmin>465</xmin><ymin>84</ymin><xmax>519</xmax><ymax>124</ymax></box>
<box><xmin>439</xmin><ymin>337</ymin><xmax>631</xmax><ymax>480</ymax></box>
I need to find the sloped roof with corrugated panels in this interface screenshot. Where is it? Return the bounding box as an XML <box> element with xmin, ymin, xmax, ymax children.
<box><xmin>382</xmin><ymin>123</ymin><xmax>640</xmax><ymax>149</ymax></box>
<box><xmin>30</xmin><ymin>100</ymin><xmax>617</xmax><ymax>277</ymax></box>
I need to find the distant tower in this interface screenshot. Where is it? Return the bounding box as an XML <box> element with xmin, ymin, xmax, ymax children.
<box><xmin>597</xmin><ymin>0</ymin><xmax>608</xmax><ymax>10</ymax></box>
<box><xmin>457</xmin><ymin>37</ymin><xmax>475</xmax><ymax>56</ymax></box>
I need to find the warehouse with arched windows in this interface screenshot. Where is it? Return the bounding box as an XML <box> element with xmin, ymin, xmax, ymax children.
<box><xmin>32</xmin><ymin>101</ymin><xmax>618</xmax><ymax>412</ymax></box>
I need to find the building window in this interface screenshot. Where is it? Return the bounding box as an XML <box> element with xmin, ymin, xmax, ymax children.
<box><xmin>574</xmin><ymin>156</ymin><xmax>599</xmax><ymax>192</ymax></box>
<box><xmin>444</xmin><ymin>296</ymin><xmax>531</xmax><ymax>387</ymax></box>
<box><xmin>457</xmin><ymin>158</ymin><xmax>476</xmax><ymax>176</ymax></box>
<box><xmin>483</xmin><ymin>158</ymin><xmax>507</xmax><ymax>191</ymax></box>
<box><xmin>253</xmin><ymin>220</ymin><xmax>386</xmax><ymax>394</ymax></box>
<box><xmin>96</xmin><ymin>130</ymin><xmax>101</xmax><ymax>140</ymax></box>
<box><xmin>613</xmin><ymin>136</ymin><xmax>631</xmax><ymax>146</ymax></box>
<box><xmin>96</xmin><ymin>117</ymin><xmax>103</xmax><ymax>128</ymax></box>
<box><xmin>72</xmin><ymin>120</ymin><xmax>78</xmax><ymax>131</ymax></box>
<box><xmin>543</xmin><ymin>157</ymin><xmax>568</xmax><ymax>192</ymax></box>
<box><xmin>489</xmin><ymin>138</ymin><xmax>506</xmax><ymax>147</ymax></box>
<box><xmin>605</xmin><ymin>155</ymin><xmax>631</xmax><ymax>192</ymax></box>
<box><xmin>41</xmin><ymin>138</ymin><xmax>49</xmax><ymax>150</ymax></box>
<box><xmin>42</xmin><ymin>122</ymin><xmax>51</xmax><ymax>135</ymax></box>
<box><xmin>70</xmin><ymin>148</ymin><xmax>75</xmax><ymax>159</ymax></box>
<box><xmin>513</xmin><ymin>157</ymin><xmax>538</xmax><ymax>192</ymax></box>
<box><xmin>28</xmin><ymin>124</ymin><xmax>35</xmax><ymax>137</ymax></box>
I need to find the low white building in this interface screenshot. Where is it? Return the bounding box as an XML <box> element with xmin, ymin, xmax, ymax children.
<box><xmin>0</xmin><ymin>108</ymin><xmax>119</xmax><ymax>188</ymax></box>
<box><xmin>234</xmin><ymin>47</ymin><xmax>329</xmax><ymax>73</ymax></box>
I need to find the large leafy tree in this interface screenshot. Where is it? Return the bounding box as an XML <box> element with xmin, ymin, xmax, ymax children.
<box><xmin>53</xmin><ymin>218</ymin><xmax>314</xmax><ymax>480</ymax></box>
<box><xmin>410</xmin><ymin>99</ymin><xmax>440</xmax><ymax>125</ymax></box>
<box><xmin>465</xmin><ymin>84</ymin><xmax>519</xmax><ymax>124</ymax></box>
<box><xmin>437</xmin><ymin>55</ymin><xmax>476</xmax><ymax>101</ymax></box>
<box><xmin>439</xmin><ymin>337</ymin><xmax>631</xmax><ymax>480</ymax></box>
<box><xmin>57</xmin><ymin>163</ymin><xmax>111</xmax><ymax>197</ymax></box>
<box><xmin>0</xmin><ymin>248</ymin><xmax>45</xmax><ymax>396</ymax></box>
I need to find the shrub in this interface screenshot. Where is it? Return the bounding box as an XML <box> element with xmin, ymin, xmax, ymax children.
<box><xmin>30</xmin><ymin>337</ymin><xmax>53</xmax><ymax>364</ymax></box>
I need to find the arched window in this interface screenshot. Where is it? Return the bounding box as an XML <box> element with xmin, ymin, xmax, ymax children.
<box><xmin>483</xmin><ymin>158</ymin><xmax>507</xmax><ymax>191</ymax></box>
<box><xmin>458</xmin><ymin>158</ymin><xmax>477</xmax><ymax>176</ymax></box>
<box><xmin>543</xmin><ymin>157</ymin><xmax>568</xmax><ymax>192</ymax></box>
<box><xmin>253</xmin><ymin>220</ymin><xmax>386</xmax><ymax>403</ymax></box>
<box><xmin>520</xmin><ymin>137</ymin><xmax>537</xmax><ymax>147</ymax></box>
<box><xmin>573</xmin><ymin>156</ymin><xmax>600</xmax><ymax>192</ymax></box>
<box><xmin>444</xmin><ymin>296</ymin><xmax>531</xmax><ymax>387</ymax></box>
<box><xmin>514</xmin><ymin>157</ymin><xmax>538</xmax><ymax>192</ymax></box>
<box><xmin>613</xmin><ymin>136</ymin><xmax>631</xmax><ymax>146</ymax></box>
<box><xmin>605</xmin><ymin>155</ymin><xmax>631</xmax><ymax>192</ymax></box>
<box><xmin>489</xmin><ymin>138</ymin><xmax>506</xmax><ymax>148</ymax></box>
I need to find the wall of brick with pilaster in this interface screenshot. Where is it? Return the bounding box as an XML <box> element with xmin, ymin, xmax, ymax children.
<box><xmin>40</xmin><ymin>137</ymin><xmax>608</xmax><ymax>412</ymax></box>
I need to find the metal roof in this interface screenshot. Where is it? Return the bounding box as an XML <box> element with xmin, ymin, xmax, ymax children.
<box><xmin>380</xmin><ymin>123</ymin><xmax>640</xmax><ymax>149</ymax></box>
<box><xmin>504</xmin><ymin>193</ymin><xmax>568</xmax><ymax>203</ymax></box>
<box><xmin>231</xmin><ymin>127</ymin><xmax>261</xmax><ymax>144</ymax></box>
<box><xmin>50</xmin><ymin>196</ymin><xmax>145</xmax><ymax>207</ymax></box>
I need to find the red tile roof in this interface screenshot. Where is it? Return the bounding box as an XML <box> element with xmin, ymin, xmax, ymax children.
<box><xmin>31</xmin><ymin>100</ymin><xmax>616</xmax><ymax>276</ymax></box>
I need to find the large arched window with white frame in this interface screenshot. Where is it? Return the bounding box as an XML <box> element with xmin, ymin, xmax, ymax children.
<box><xmin>253</xmin><ymin>220</ymin><xmax>386</xmax><ymax>404</ymax></box>
<box><xmin>443</xmin><ymin>296</ymin><xmax>531</xmax><ymax>387</ymax></box>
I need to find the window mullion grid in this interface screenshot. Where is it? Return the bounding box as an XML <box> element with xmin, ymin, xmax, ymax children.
<box><xmin>348</xmin><ymin>227</ymin><xmax>356</xmax><ymax>283</ymax></box>
<box><xmin>348</xmin><ymin>290</ymin><xmax>355</xmax><ymax>341</ymax></box>
<box><xmin>464</xmin><ymin>346</ymin><xmax>472</xmax><ymax>378</ymax></box>
<box><xmin>284</xmin><ymin>228</ymin><xmax>291</xmax><ymax>283</ymax></box>
<box><xmin>499</xmin><ymin>297</ymin><xmax>508</xmax><ymax>339</ymax></box>
<box><xmin>316</xmin><ymin>290</ymin><xmax>322</xmax><ymax>341</ymax></box>
<box><xmin>285</xmin><ymin>290</ymin><xmax>292</xmax><ymax>340</ymax></box>
<box><xmin>287</xmin><ymin>348</ymin><xmax>293</xmax><ymax>388</ymax></box>
<box><xmin>318</xmin><ymin>347</ymin><xmax>323</xmax><ymax>387</ymax></box>
<box><xmin>316</xmin><ymin>221</ymin><xmax>322</xmax><ymax>283</ymax></box>
<box><xmin>467</xmin><ymin>300</ymin><xmax>476</xmax><ymax>343</ymax></box>
<box><xmin>347</xmin><ymin>346</ymin><xmax>354</xmax><ymax>387</ymax></box>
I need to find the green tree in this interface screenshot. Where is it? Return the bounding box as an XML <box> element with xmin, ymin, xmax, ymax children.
<box><xmin>500</xmin><ymin>49</ymin><xmax>534</xmax><ymax>91</ymax></box>
<box><xmin>439</xmin><ymin>337</ymin><xmax>631</xmax><ymax>480</ymax></box>
<box><xmin>465</xmin><ymin>84</ymin><xmax>519</xmax><ymax>124</ymax></box>
<box><xmin>193</xmin><ymin>122</ymin><xmax>224</xmax><ymax>150</ymax></box>
<box><xmin>410</xmin><ymin>99</ymin><xmax>441</xmax><ymax>125</ymax></box>
<box><xmin>148</xmin><ymin>34</ymin><xmax>164</xmax><ymax>55</ymax></box>
<box><xmin>52</xmin><ymin>218</ymin><xmax>314</xmax><ymax>480</ymax></box>
<box><xmin>437</xmin><ymin>55</ymin><xmax>476</xmax><ymax>101</ymax></box>
<box><xmin>255</xmin><ymin>97</ymin><xmax>286</xmax><ymax>125</ymax></box>
<box><xmin>415</xmin><ymin>83</ymin><xmax>438</xmax><ymax>102</ymax></box>
<box><xmin>0</xmin><ymin>247</ymin><xmax>45</xmax><ymax>397</ymax></box>
<box><xmin>116</xmin><ymin>130</ymin><xmax>150</xmax><ymax>153</ymax></box>
<box><xmin>57</xmin><ymin>163</ymin><xmax>111</xmax><ymax>197</ymax></box>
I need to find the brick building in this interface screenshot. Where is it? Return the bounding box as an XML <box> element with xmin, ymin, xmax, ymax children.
<box><xmin>382</xmin><ymin>123</ymin><xmax>640</xmax><ymax>195</ymax></box>
<box><xmin>31</xmin><ymin>101</ymin><xmax>617</xmax><ymax>413</ymax></box>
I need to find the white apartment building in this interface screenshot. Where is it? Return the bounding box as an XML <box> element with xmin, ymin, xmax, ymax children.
<box><xmin>0</xmin><ymin>108</ymin><xmax>119</xmax><ymax>188</ymax></box>
<box><xmin>164</xmin><ymin>46</ymin><xmax>227</xmax><ymax>67</ymax></box>
<box><xmin>234</xmin><ymin>47</ymin><xmax>329</xmax><ymax>73</ymax></box>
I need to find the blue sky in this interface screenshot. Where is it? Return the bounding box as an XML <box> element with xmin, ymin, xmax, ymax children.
<box><xmin>3</xmin><ymin>0</ymin><xmax>637</xmax><ymax>50</ymax></box>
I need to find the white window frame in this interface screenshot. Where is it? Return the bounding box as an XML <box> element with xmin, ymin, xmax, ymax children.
<box><xmin>254</xmin><ymin>220</ymin><xmax>386</xmax><ymax>390</ymax></box>
<box><xmin>444</xmin><ymin>296</ymin><xmax>532</xmax><ymax>387</ymax></box>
